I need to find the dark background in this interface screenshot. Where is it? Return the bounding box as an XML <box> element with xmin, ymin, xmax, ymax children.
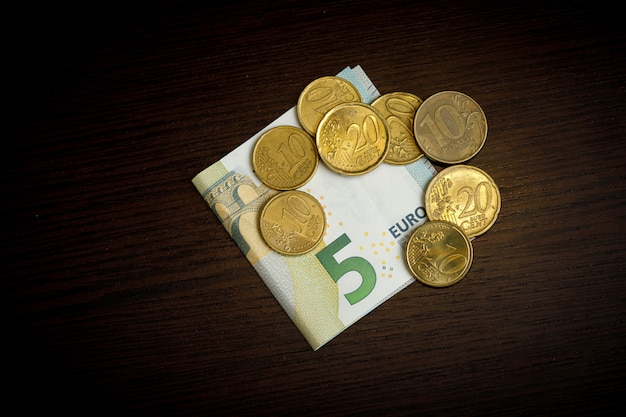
<box><xmin>5</xmin><ymin>1</ymin><xmax>625</xmax><ymax>415</ymax></box>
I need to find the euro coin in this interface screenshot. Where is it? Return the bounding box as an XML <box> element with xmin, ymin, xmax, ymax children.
<box><xmin>406</xmin><ymin>220</ymin><xmax>473</xmax><ymax>287</ymax></box>
<box><xmin>371</xmin><ymin>92</ymin><xmax>424</xmax><ymax>164</ymax></box>
<box><xmin>296</xmin><ymin>76</ymin><xmax>362</xmax><ymax>136</ymax></box>
<box><xmin>425</xmin><ymin>165</ymin><xmax>501</xmax><ymax>238</ymax></box>
<box><xmin>252</xmin><ymin>126</ymin><xmax>319</xmax><ymax>190</ymax></box>
<box><xmin>259</xmin><ymin>190</ymin><xmax>326</xmax><ymax>255</ymax></box>
<box><xmin>316</xmin><ymin>102</ymin><xmax>389</xmax><ymax>175</ymax></box>
<box><xmin>414</xmin><ymin>91</ymin><xmax>487</xmax><ymax>164</ymax></box>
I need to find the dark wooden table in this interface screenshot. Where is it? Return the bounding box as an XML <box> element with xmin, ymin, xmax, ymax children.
<box><xmin>5</xmin><ymin>1</ymin><xmax>625</xmax><ymax>415</ymax></box>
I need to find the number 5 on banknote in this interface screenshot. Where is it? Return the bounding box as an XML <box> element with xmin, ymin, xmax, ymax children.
<box><xmin>316</xmin><ymin>233</ymin><xmax>376</xmax><ymax>305</ymax></box>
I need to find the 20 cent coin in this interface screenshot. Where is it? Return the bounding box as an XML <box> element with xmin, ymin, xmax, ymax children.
<box><xmin>296</xmin><ymin>76</ymin><xmax>362</xmax><ymax>136</ymax></box>
<box><xmin>316</xmin><ymin>102</ymin><xmax>389</xmax><ymax>175</ymax></box>
<box><xmin>425</xmin><ymin>165</ymin><xmax>501</xmax><ymax>238</ymax></box>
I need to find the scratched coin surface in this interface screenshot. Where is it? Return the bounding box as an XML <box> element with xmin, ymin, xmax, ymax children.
<box><xmin>406</xmin><ymin>220</ymin><xmax>473</xmax><ymax>287</ymax></box>
<box><xmin>371</xmin><ymin>92</ymin><xmax>424</xmax><ymax>164</ymax></box>
<box><xmin>316</xmin><ymin>102</ymin><xmax>389</xmax><ymax>175</ymax></box>
<box><xmin>414</xmin><ymin>91</ymin><xmax>487</xmax><ymax>164</ymax></box>
<box><xmin>252</xmin><ymin>126</ymin><xmax>319</xmax><ymax>190</ymax></box>
<box><xmin>425</xmin><ymin>165</ymin><xmax>501</xmax><ymax>238</ymax></box>
<box><xmin>259</xmin><ymin>190</ymin><xmax>326</xmax><ymax>255</ymax></box>
<box><xmin>296</xmin><ymin>76</ymin><xmax>362</xmax><ymax>136</ymax></box>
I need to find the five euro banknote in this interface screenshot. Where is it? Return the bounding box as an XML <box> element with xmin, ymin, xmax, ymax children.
<box><xmin>192</xmin><ymin>65</ymin><xmax>436</xmax><ymax>350</ymax></box>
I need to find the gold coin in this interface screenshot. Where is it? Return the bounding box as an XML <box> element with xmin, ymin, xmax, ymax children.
<box><xmin>405</xmin><ymin>220</ymin><xmax>473</xmax><ymax>287</ymax></box>
<box><xmin>414</xmin><ymin>91</ymin><xmax>487</xmax><ymax>164</ymax></box>
<box><xmin>316</xmin><ymin>102</ymin><xmax>389</xmax><ymax>175</ymax></box>
<box><xmin>425</xmin><ymin>165</ymin><xmax>501</xmax><ymax>238</ymax></box>
<box><xmin>259</xmin><ymin>190</ymin><xmax>326</xmax><ymax>255</ymax></box>
<box><xmin>296</xmin><ymin>76</ymin><xmax>362</xmax><ymax>136</ymax></box>
<box><xmin>252</xmin><ymin>126</ymin><xmax>319</xmax><ymax>190</ymax></box>
<box><xmin>371</xmin><ymin>92</ymin><xmax>424</xmax><ymax>164</ymax></box>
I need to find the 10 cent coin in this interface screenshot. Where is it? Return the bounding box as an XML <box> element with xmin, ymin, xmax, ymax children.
<box><xmin>259</xmin><ymin>190</ymin><xmax>326</xmax><ymax>255</ymax></box>
<box><xmin>406</xmin><ymin>220</ymin><xmax>473</xmax><ymax>287</ymax></box>
<box><xmin>371</xmin><ymin>91</ymin><xmax>424</xmax><ymax>164</ymax></box>
<box><xmin>252</xmin><ymin>125</ymin><xmax>319</xmax><ymax>190</ymax></box>
<box><xmin>414</xmin><ymin>91</ymin><xmax>487</xmax><ymax>164</ymax></box>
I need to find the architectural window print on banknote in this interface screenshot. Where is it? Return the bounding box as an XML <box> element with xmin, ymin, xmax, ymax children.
<box><xmin>193</xmin><ymin>66</ymin><xmax>436</xmax><ymax>350</ymax></box>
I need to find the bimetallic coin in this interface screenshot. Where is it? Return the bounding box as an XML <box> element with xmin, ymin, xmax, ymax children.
<box><xmin>371</xmin><ymin>92</ymin><xmax>424</xmax><ymax>164</ymax></box>
<box><xmin>316</xmin><ymin>102</ymin><xmax>389</xmax><ymax>175</ymax></box>
<box><xmin>252</xmin><ymin>126</ymin><xmax>319</xmax><ymax>190</ymax></box>
<box><xmin>425</xmin><ymin>165</ymin><xmax>501</xmax><ymax>238</ymax></box>
<box><xmin>414</xmin><ymin>91</ymin><xmax>487</xmax><ymax>164</ymax></box>
<box><xmin>259</xmin><ymin>190</ymin><xmax>326</xmax><ymax>255</ymax></box>
<box><xmin>296</xmin><ymin>76</ymin><xmax>362</xmax><ymax>136</ymax></box>
<box><xmin>406</xmin><ymin>220</ymin><xmax>473</xmax><ymax>287</ymax></box>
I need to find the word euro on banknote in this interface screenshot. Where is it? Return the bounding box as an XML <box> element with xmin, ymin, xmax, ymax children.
<box><xmin>192</xmin><ymin>66</ymin><xmax>436</xmax><ymax>350</ymax></box>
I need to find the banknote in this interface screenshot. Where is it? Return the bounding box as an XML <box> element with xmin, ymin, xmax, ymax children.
<box><xmin>192</xmin><ymin>66</ymin><xmax>436</xmax><ymax>350</ymax></box>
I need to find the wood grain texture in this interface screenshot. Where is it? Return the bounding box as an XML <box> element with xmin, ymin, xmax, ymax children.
<box><xmin>5</xmin><ymin>1</ymin><xmax>625</xmax><ymax>415</ymax></box>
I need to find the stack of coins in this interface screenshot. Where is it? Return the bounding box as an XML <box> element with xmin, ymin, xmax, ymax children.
<box><xmin>253</xmin><ymin>75</ymin><xmax>500</xmax><ymax>271</ymax></box>
<box><xmin>254</xmin><ymin>75</ymin><xmax>371</xmax><ymax>255</ymax></box>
